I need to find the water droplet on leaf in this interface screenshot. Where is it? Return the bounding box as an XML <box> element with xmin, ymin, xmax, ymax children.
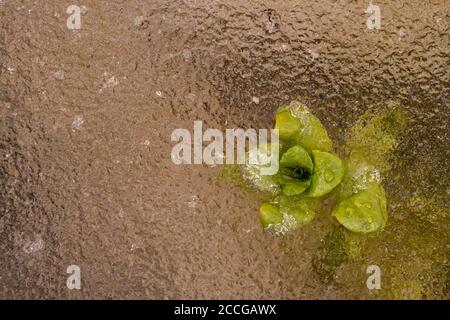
<box><xmin>324</xmin><ymin>170</ymin><xmax>334</xmax><ymax>182</ymax></box>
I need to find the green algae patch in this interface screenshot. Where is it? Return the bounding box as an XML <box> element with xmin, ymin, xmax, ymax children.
<box><xmin>220</xmin><ymin>164</ymin><xmax>256</xmax><ymax>193</ymax></box>
<box><xmin>313</xmin><ymin>225</ymin><xmax>370</xmax><ymax>285</ymax></box>
<box><xmin>407</xmin><ymin>193</ymin><xmax>448</xmax><ymax>224</ymax></box>
<box><xmin>344</xmin><ymin>106</ymin><xmax>407</xmax><ymax>173</ymax></box>
<box><xmin>313</xmin><ymin>226</ymin><xmax>349</xmax><ymax>284</ymax></box>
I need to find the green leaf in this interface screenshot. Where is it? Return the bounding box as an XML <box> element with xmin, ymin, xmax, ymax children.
<box><xmin>279</xmin><ymin>146</ymin><xmax>313</xmax><ymax>196</ymax></box>
<box><xmin>280</xmin><ymin>196</ymin><xmax>319</xmax><ymax>225</ymax></box>
<box><xmin>259</xmin><ymin>203</ymin><xmax>283</xmax><ymax>228</ymax></box>
<box><xmin>305</xmin><ymin>150</ymin><xmax>344</xmax><ymax>197</ymax></box>
<box><xmin>275</xmin><ymin>102</ymin><xmax>332</xmax><ymax>152</ymax></box>
<box><xmin>241</xmin><ymin>143</ymin><xmax>281</xmax><ymax>194</ymax></box>
<box><xmin>332</xmin><ymin>182</ymin><xmax>387</xmax><ymax>234</ymax></box>
<box><xmin>280</xmin><ymin>145</ymin><xmax>314</xmax><ymax>172</ymax></box>
<box><xmin>298</xmin><ymin>112</ymin><xmax>333</xmax><ymax>152</ymax></box>
<box><xmin>274</xmin><ymin>111</ymin><xmax>301</xmax><ymax>145</ymax></box>
<box><xmin>259</xmin><ymin>196</ymin><xmax>319</xmax><ymax>234</ymax></box>
<box><xmin>279</xmin><ymin>177</ymin><xmax>311</xmax><ymax>196</ymax></box>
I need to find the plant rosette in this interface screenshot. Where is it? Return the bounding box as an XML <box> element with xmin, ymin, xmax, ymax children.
<box><xmin>242</xmin><ymin>101</ymin><xmax>388</xmax><ymax>235</ymax></box>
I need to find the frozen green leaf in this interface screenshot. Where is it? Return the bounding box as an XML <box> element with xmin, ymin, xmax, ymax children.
<box><xmin>279</xmin><ymin>146</ymin><xmax>313</xmax><ymax>196</ymax></box>
<box><xmin>279</xmin><ymin>177</ymin><xmax>311</xmax><ymax>196</ymax></box>
<box><xmin>241</xmin><ymin>143</ymin><xmax>281</xmax><ymax>194</ymax></box>
<box><xmin>332</xmin><ymin>182</ymin><xmax>387</xmax><ymax>234</ymax></box>
<box><xmin>280</xmin><ymin>196</ymin><xmax>319</xmax><ymax>225</ymax></box>
<box><xmin>279</xmin><ymin>145</ymin><xmax>314</xmax><ymax>172</ymax></box>
<box><xmin>305</xmin><ymin>150</ymin><xmax>344</xmax><ymax>197</ymax></box>
<box><xmin>274</xmin><ymin>111</ymin><xmax>301</xmax><ymax>145</ymax></box>
<box><xmin>259</xmin><ymin>202</ymin><xmax>283</xmax><ymax>228</ymax></box>
<box><xmin>275</xmin><ymin>102</ymin><xmax>332</xmax><ymax>152</ymax></box>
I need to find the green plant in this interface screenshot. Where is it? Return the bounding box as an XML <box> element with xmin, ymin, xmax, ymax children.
<box><xmin>242</xmin><ymin>101</ymin><xmax>388</xmax><ymax>235</ymax></box>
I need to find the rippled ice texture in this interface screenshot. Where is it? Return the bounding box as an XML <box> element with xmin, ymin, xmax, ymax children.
<box><xmin>0</xmin><ymin>0</ymin><xmax>448</xmax><ymax>299</ymax></box>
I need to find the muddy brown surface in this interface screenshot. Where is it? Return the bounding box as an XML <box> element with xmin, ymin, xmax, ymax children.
<box><xmin>0</xmin><ymin>1</ymin><xmax>448</xmax><ymax>299</ymax></box>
